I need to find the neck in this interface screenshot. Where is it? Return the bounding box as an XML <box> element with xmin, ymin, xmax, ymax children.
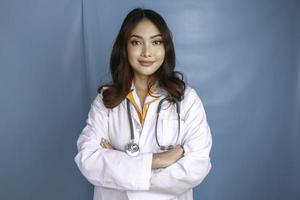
<box><xmin>133</xmin><ymin>74</ymin><xmax>155</xmax><ymax>92</ymax></box>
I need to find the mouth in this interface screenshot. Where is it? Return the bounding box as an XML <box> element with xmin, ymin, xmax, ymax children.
<box><xmin>139</xmin><ymin>60</ymin><xmax>155</xmax><ymax>66</ymax></box>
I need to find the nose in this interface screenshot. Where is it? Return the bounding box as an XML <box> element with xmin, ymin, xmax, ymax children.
<box><xmin>141</xmin><ymin>43</ymin><xmax>151</xmax><ymax>57</ymax></box>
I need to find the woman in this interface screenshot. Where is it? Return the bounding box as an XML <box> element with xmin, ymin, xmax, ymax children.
<box><xmin>74</xmin><ymin>8</ymin><xmax>212</xmax><ymax>200</ymax></box>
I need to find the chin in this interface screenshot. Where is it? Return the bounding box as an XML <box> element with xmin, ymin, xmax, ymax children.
<box><xmin>136</xmin><ymin>71</ymin><xmax>156</xmax><ymax>77</ymax></box>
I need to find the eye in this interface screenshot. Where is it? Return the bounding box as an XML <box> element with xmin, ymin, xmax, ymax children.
<box><xmin>152</xmin><ymin>40</ymin><xmax>163</xmax><ymax>45</ymax></box>
<box><xmin>130</xmin><ymin>40</ymin><xmax>141</xmax><ymax>46</ymax></box>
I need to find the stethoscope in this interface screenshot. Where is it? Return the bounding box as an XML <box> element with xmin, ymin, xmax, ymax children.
<box><xmin>125</xmin><ymin>96</ymin><xmax>181</xmax><ymax>156</ymax></box>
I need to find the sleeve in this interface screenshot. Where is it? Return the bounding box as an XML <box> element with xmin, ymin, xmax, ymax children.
<box><xmin>74</xmin><ymin>93</ymin><xmax>153</xmax><ymax>191</ymax></box>
<box><xmin>149</xmin><ymin>88</ymin><xmax>212</xmax><ymax>197</ymax></box>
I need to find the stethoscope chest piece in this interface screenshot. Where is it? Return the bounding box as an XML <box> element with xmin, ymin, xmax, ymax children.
<box><xmin>125</xmin><ymin>142</ymin><xmax>140</xmax><ymax>156</ymax></box>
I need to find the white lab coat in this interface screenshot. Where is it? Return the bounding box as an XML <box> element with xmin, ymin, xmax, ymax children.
<box><xmin>74</xmin><ymin>83</ymin><xmax>212</xmax><ymax>200</ymax></box>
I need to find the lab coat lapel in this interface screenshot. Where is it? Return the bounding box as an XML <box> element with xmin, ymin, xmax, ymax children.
<box><xmin>138</xmin><ymin>89</ymin><xmax>168</xmax><ymax>151</ymax></box>
<box><xmin>119</xmin><ymin>80</ymin><xmax>169</xmax><ymax>151</ymax></box>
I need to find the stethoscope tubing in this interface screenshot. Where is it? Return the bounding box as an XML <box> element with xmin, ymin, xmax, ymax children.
<box><xmin>155</xmin><ymin>97</ymin><xmax>180</xmax><ymax>150</ymax></box>
<box><xmin>126</xmin><ymin>96</ymin><xmax>181</xmax><ymax>152</ymax></box>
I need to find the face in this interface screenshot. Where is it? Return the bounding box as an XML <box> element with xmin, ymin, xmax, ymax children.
<box><xmin>127</xmin><ymin>19</ymin><xmax>165</xmax><ymax>80</ymax></box>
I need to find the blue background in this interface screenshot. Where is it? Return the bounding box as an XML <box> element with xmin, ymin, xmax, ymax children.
<box><xmin>0</xmin><ymin>0</ymin><xmax>299</xmax><ymax>199</ymax></box>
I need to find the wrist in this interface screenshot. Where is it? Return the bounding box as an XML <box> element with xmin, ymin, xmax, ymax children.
<box><xmin>152</xmin><ymin>153</ymin><xmax>163</xmax><ymax>169</ymax></box>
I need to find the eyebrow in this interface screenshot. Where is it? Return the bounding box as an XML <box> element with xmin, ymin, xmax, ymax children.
<box><xmin>130</xmin><ymin>34</ymin><xmax>162</xmax><ymax>39</ymax></box>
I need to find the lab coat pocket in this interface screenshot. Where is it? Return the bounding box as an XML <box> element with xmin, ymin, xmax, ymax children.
<box><xmin>160</xmin><ymin>119</ymin><xmax>184</xmax><ymax>147</ymax></box>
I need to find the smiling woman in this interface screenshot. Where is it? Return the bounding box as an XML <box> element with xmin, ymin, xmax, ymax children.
<box><xmin>127</xmin><ymin>19</ymin><xmax>166</xmax><ymax>106</ymax></box>
<box><xmin>127</xmin><ymin>19</ymin><xmax>165</xmax><ymax>78</ymax></box>
<box><xmin>74</xmin><ymin>7</ymin><xmax>212</xmax><ymax>200</ymax></box>
<box><xmin>98</xmin><ymin>8</ymin><xmax>185</xmax><ymax>109</ymax></box>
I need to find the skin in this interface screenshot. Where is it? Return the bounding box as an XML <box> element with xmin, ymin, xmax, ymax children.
<box><xmin>100</xmin><ymin>19</ymin><xmax>184</xmax><ymax>169</ymax></box>
<box><xmin>127</xmin><ymin>18</ymin><xmax>166</xmax><ymax>107</ymax></box>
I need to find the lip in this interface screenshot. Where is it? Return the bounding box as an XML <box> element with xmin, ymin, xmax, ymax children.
<box><xmin>139</xmin><ymin>60</ymin><xmax>155</xmax><ymax>66</ymax></box>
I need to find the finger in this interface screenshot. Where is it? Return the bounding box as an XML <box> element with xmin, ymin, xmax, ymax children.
<box><xmin>104</xmin><ymin>140</ymin><xmax>114</xmax><ymax>149</ymax></box>
<box><xmin>100</xmin><ymin>138</ymin><xmax>109</xmax><ymax>148</ymax></box>
<box><xmin>101</xmin><ymin>138</ymin><xmax>115</xmax><ymax>149</ymax></box>
<box><xmin>101</xmin><ymin>139</ymin><xmax>113</xmax><ymax>149</ymax></box>
<box><xmin>100</xmin><ymin>141</ymin><xmax>106</xmax><ymax>148</ymax></box>
<box><xmin>106</xmin><ymin>143</ymin><xmax>114</xmax><ymax>149</ymax></box>
<box><xmin>101</xmin><ymin>138</ymin><xmax>109</xmax><ymax>146</ymax></box>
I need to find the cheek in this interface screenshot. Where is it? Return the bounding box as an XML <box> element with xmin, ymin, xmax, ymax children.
<box><xmin>127</xmin><ymin>46</ymin><xmax>139</xmax><ymax>63</ymax></box>
<box><xmin>128</xmin><ymin>46</ymin><xmax>140</xmax><ymax>56</ymax></box>
<box><xmin>154</xmin><ymin>48</ymin><xmax>165</xmax><ymax>61</ymax></box>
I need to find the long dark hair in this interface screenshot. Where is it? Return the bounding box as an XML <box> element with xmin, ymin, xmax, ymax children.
<box><xmin>97</xmin><ymin>8</ymin><xmax>186</xmax><ymax>108</ymax></box>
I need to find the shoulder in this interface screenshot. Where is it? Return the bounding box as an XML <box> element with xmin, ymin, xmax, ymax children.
<box><xmin>182</xmin><ymin>84</ymin><xmax>202</xmax><ymax>104</ymax></box>
<box><xmin>181</xmin><ymin>84</ymin><xmax>206</xmax><ymax>117</ymax></box>
<box><xmin>91</xmin><ymin>87</ymin><xmax>110</xmax><ymax>113</ymax></box>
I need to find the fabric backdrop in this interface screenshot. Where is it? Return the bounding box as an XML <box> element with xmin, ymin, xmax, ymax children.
<box><xmin>0</xmin><ymin>0</ymin><xmax>299</xmax><ymax>199</ymax></box>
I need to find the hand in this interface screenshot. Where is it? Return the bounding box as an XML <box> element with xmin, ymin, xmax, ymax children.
<box><xmin>152</xmin><ymin>144</ymin><xmax>184</xmax><ymax>169</ymax></box>
<box><xmin>100</xmin><ymin>138</ymin><xmax>115</xmax><ymax>150</ymax></box>
<box><xmin>100</xmin><ymin>138</ymin><xmax>184</xmax><ymax>169</ymax></box>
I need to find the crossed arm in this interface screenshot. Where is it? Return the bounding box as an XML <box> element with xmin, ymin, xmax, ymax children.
<box><xmin>100</xmin><ymin>138</ymin><xmax>184</xmax><ymax>169</ymax></box>
<box><xmin>75</xmin><ymin>90</ymin><xmax>212</xmax><ymax>197</ymax></box>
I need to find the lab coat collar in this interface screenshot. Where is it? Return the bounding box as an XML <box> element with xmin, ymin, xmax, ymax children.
<box><xmin>129</xmin><ymin>80</ymin><xmax>160</xmax><ymax>96</ymax></box>
<box><xmin>121</xmin><ymin>80</ymin><xmax>168</xmax><ymax>108</ymax></box>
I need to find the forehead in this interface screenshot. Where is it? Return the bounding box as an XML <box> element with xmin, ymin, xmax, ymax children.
<box><xmin>130</xmin><ymin>19</ymin><xmax>161</xmax><ymax>38</ymax></box>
